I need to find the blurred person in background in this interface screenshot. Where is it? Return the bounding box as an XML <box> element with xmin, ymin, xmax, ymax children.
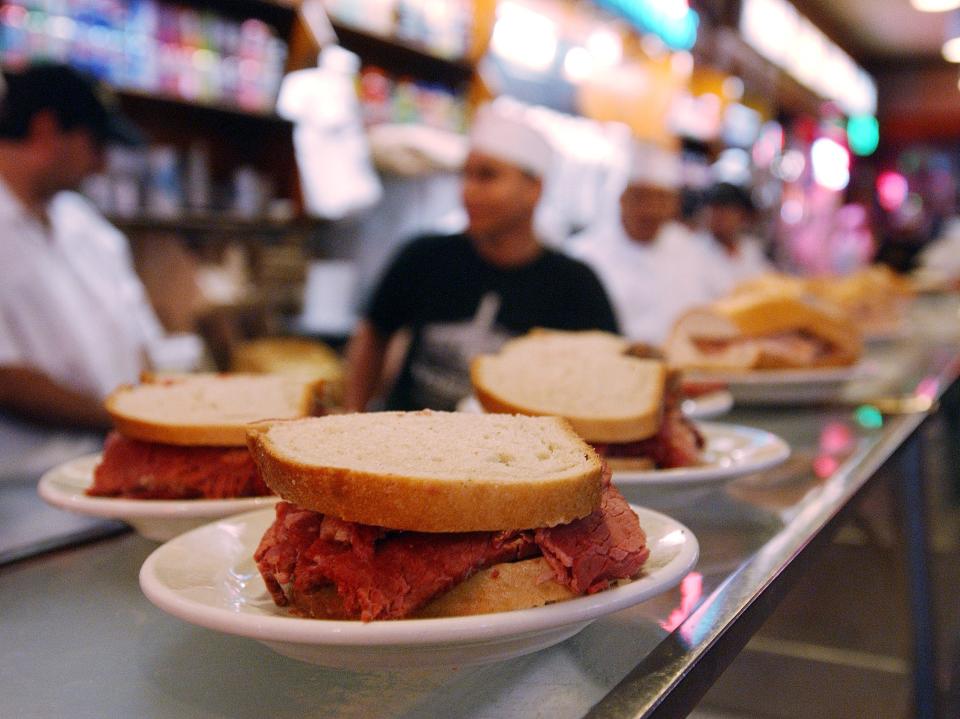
<box><xmin>678</xmin><ymin>187</ymin><xmax>704</xmax><ymax>233</ymax></box>
<box><xmin>916</xmin><ymin>214</ymin><xmax>960</xmax><ymax>288</ymax></box>
<box><xmin>0</xmin><ymin>64</ymin><xmax>194</xmax><ymax>480</ymax></box>
<box><xmin>571</xmin><ymin>142</ymin><xmax>710</xmax><ymax>346</ymax></box>
<box><xmin>344</xmin><ymin>103</ymin><xmax>618</xmax><ymax>412</ymax></box>
<box><xmin>695</xmin><ymin>182</ymin><xmax>772</xmax><ymax>296</ymax></box>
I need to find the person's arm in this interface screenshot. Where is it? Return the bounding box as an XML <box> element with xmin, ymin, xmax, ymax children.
<box><xmin>345</xmin><ymin>238</ymin><xmax>427</xmax><ymax>411</ymax></box>
<box><xmin>0</xmin><ymin>365</ymin><xmax>111</xmax><ymax>429</ymax></box>
<box><xmin>343</xmin><ymin>320</ymin><xmax>390</xmax><ymax>413</ymax></box>
<box><xmin>568</xmin><ymin>262</ymin><xmax>620</xmax><ymax>334</ymax></box>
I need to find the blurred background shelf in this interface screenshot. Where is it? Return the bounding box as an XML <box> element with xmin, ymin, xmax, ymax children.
<box><xmin>331</xmin><ymin>20</ymin><xmax>475</xmax><ymax>88</ymax></box>
<box><xmin>106</xmin><ymin>214</ymin><xmax>322</xmax><ymax>237</ymax></box>
<box><xmin>115</xmin><ymin>88</ymin><xmax>292</xmax><ymax>125</ymax></box>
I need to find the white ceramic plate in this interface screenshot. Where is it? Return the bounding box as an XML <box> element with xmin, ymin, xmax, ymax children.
<box><xmin>680</xmin><ymin>389</ymin><xmax>734</xmax><ymax>419</ymax></box>
<box><xmin>139</xmin><ymin>505</ymin><xmax>698</xmax><ymax>669</ymax></box>
<box><xmin>612</xmin><ymin>422</ymin><xmax>790</xmax><ymax>486</ymax></box>
<box><xmin>683</xmin><ymin>364</ymin><xmax>865</xmax><ymax>405</ymax></box>
<box><xmin>457</xmin><ymin>392</ymin><xmax>734</xmax><ymax>420</ymax></box>
<box><xmin>37</xmin><ymin>453</ymin><xmax>279</xmax><ymax>542</ymax></box>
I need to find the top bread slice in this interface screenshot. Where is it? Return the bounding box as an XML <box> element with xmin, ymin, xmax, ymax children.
<box><xmin>665</xmin><ymin>289</ymin><xmax>862</xmax><ymax>371</ymax></box>
<box><xmin>107</xmin><ymin>373</ymin><xmax>323</xmax><ymax>446</ymax></box>
<box><xmin>470</xmin><ymin>330</ymin><xmax>666</xmax><ymax>444</ymax></box>
<box><xmin>247</xmin><ymin>411</ymin><xmax>603</xmax><ymax>532</ymax></box>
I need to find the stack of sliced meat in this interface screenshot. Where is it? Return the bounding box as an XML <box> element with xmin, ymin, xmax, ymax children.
<box><xmin>255</xmin><ymin>471</ymin><xmax>649</xmax><ymax>622</ymax></box>
<box><xmin>693</xmin><ymin>330</ymin><xmax>832</xmax><ymax>367</ymax></box>
<box><xmin>592</xmin><ymin>376</ymin><xmax>704</xmax><ymax>469</ymax></box>
<box><xmin>88</xmin><ymin>432</ymin><xmax>271</xmax><ymax>499</ymax></box>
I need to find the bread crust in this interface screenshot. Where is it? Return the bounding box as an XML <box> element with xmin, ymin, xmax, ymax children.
<box><xmin>284</xmin><ymin>558</ymin><xmax>580</xmax><ymax>620</ymax></box>
<box><xmin>604</xmin><ymin>456</ymin><xmax>656</xmax><ymax>471</ymax></box>
<box><xmin>469</xmin><ymin>338</ymin><xmax>667</xmax><ymax>444</ymax></box>
<box><xmin>247</xmin><ymin>416</ymin><xmax>604</xmax><ymax>532</ymax></box>
<box><xmin>472</xmin><ymin>362</ymin><xmax>665</xmax><ymax>444</ymax></box>
<box><xmin>712</xmin><ymin>293</ymin><xmax>861</xmax><ymax>362</ymax></box>
<box><xmin>751</xmin><ymin>346</ymin><xmax>857</xmax><ymax>370</ymax></box>
<box><xmin>107</xmin><ymin>375</ymin><xmax>324</xmax><ymax>446</ymax></box>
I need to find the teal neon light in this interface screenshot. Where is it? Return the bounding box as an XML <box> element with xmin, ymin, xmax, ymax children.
<box><xmin>847</xmin><ymin>115</ymin><xmax>879</xmax><ymax>157</ymax></box>
<box><xmin>592</xmin><ymin>0</ymin><xmax>699</xmax><ymax>50</ymax></box>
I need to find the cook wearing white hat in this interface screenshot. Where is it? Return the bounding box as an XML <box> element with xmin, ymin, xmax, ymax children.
<box><xmin>459</xmin><ymin>103</ymin><xmax>557</xmax><ymax>267</ymax></box>
<box><xmin>569</xmin><ymin>141</ymin><xmax>712</xmax><ymax>344</ymax></box>
<box><xmin>618</xmin><ymin>143</ymin><xmax>683</xmax><ymax>245</ymax></box>
<box><xmin>467</xmin><ymin>103</ymin><xmax>555</xmax><ymax>179</ymax></box>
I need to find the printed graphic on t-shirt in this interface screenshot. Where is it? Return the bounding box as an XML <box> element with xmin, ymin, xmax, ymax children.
<box><xmin>409</xmin><ymin>292</ymin><xmax>512</xmax><ymax>410</ymax></box>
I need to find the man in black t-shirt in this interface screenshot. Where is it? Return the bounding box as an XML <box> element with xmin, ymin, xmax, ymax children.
<box><xmin>344</xmin><ymin>104</ymin><xmax>618</xmax><ymax>411</ymax></box>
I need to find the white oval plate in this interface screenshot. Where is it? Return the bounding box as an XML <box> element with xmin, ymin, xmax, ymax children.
<box><xmin>613</xmin><ymin>422</ymin><xmax>790</xmax><ymax>486</ymax></box>
<box><xmin>457</xmin><ymin>392</ymin><xmax>734</xmax><ymax>420</ymax></box>
<box><xmin>680</xmin><ymin>389</ymin><xmax>734</xmax><ymax>419</ymax></box>
<box><xmin>139</xmin><ymin>505</ymin><xmax>698</xmax><ymax>669</ymax></box>
<box><xmin>37</xmin><ymin>453</ymin><xmax>279</xmax><ymax>542</ymax></box>
<box><xmin>683</xmin><ymin>364</ymin><xmax>866</xmax><ymax>405</ymax></box>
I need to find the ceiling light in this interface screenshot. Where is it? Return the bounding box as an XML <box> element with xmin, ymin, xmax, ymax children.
<box><xmin>944</xmin><ymin>37</ymin><xmax>960</xmax><ymax>61</ymax></box>
<box><xmin>943</xmin><ymin>10</ymin><xmax>960</xmax><ymax>60</ymax></box>
<box><xmin>563</xmin><ymin>47</ymin><xmax>593</xmax><ymax>82</ymax></box>
<box><xmin>586</xmin><ymin>29</ymin><xmax>622</xmax><ymax>67</ymax></box>
<box><xmin>491</xmin><ymin>2</ymin><xmax>558</xmax><ymax>73</ymax></box>
<box><xmin>912</xmin><ymin>0</ymin><xmax>960</xmax><ymax>11</ymax></box>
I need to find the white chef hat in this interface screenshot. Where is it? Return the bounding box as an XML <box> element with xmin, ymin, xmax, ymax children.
<box><xmin>468</xmin><ymin>103</ymin><xmax>555</xmax><ymax>178</ymax></box>
<box><xmin>627</xmin><ymin>142</ymin><xmax>682</xmax><ymax>190</ymax></box>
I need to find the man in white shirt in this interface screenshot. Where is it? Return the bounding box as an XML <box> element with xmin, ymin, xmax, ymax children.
<box><xmin>570</xmin><ymin>142</ymin><xmax>711</xmax><ymax>345</ymax></box>
<box><xmin>694</xmin><ymin>182</ymin><xmax>773</xmax><ymax>297</ymax></box>
<box><xmin>0</xmin><ymin>65</ymin><xmax>176</xmax><ymax>479</ymax></box>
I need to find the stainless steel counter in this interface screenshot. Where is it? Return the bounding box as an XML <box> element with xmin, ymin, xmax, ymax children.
<box><xmin>3</xmin><ymin>295</ymin><xmax>959</xmax><ymax>719</ymax></box>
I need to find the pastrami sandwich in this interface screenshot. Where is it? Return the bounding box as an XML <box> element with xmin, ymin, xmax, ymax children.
<box><xmin>734</xmin><ymin>268</ymin><xmax>912</xmax><ymax>340</ymax></box>
<box><xmin>804</xmin><ymin>266</ymin><xmax>913</xmax><ymax>339</ymax></box>
<box><xmin>249</xmin><ymin>411</ymin><xmax>649</xmax><ymax>621</ymax></box>
<box><xmin>665</xmin><ymin>289</ymin><xmax>862</xmax><ymax>372</ymax></box>
<box><xmin>88</xmin><ymin>373</ymin><xmax>323</xmax><ymax>499</ymax></box>
<box><xmin>470</xmin><ymin>330</ymin><xmax>703</xmax><ymax>470</ymax></box>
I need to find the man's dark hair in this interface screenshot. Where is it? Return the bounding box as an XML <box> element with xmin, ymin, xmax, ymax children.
<box><xmin>704</xmin><ymin>182</ymin><xmax>755</xmax><ymax>213</ymax></box>
<box><xmin>0</xmin><ymin>63</ymin><xmax>141</xmax><ymax>145</ymax></box>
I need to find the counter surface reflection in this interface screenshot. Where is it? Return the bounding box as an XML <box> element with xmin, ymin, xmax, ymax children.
<box><xmin>3</xmin><ymin>295</ymin><xmax>958</xmax><ymax>719</ymax></box>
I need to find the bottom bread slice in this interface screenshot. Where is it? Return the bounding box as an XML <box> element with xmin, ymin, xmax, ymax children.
<box><xmin>283</xmin><ymin>557</ymin><xmax>579</xmax><ymax>620</ymax></box>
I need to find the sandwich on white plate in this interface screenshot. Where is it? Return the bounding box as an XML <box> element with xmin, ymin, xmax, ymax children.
<box><xmin>249</xmin><ymin>411</ymin><xmax>651</xmax><ymax>621</ymax></box>
<box><xmin>470</xmin><ymin>330</ymin><xmax>703</xmax><ymax>471</ymax></box>
<box><xmin>87</xmin><ymin>373</ymin><xmax>323</xmax><ymax>500</ymax></box>
<box><xmin>804</xmin><ymin>266</ymin><xmax>913</xmax><ymax>340</ymax></box>
<box><xmin>665</xmin><ymin>288</ymin><xmax>862</xmax><ymax>373</ymax></box>
<box><xmin>733</xmin><ymin>267</ymin><xmax>911</xmax><ymax>341</ymax></box>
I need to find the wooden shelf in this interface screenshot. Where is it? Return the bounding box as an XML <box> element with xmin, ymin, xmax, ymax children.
<box><xmin>176</xmin><ymin>0</ymin><xmax>298</xmax><ymax>28</ymax></box>
<box><xmin>116</xmin><ymin>88</ymin><xmax>290</xmax><ymax>125</ymax></box>
<box><xmin>107</xmin><ymin>214</ymin><xmax>322</xmax><ymax>236</ymax></box>
<box><xmin>331</xmin><ymin>21</ymin><xmax>474</xmax><ymax>88</ymax></box>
